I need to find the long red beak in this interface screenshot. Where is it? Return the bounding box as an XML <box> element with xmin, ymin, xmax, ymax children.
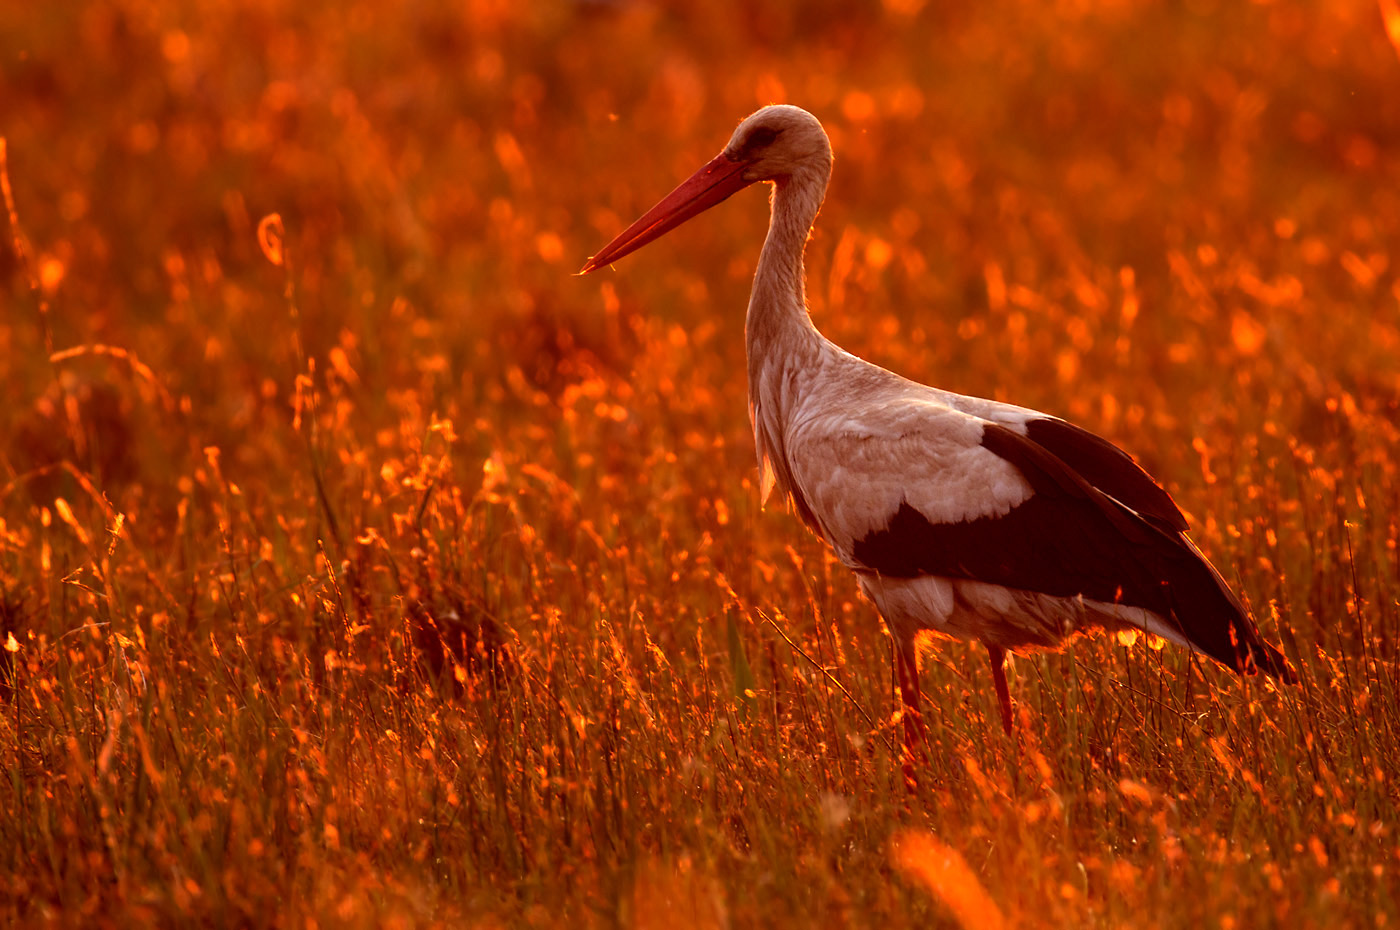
<box><xmin>580</xmin><ymin>151</ymin><xmax>756</xmax><ymax>274</ymax></box>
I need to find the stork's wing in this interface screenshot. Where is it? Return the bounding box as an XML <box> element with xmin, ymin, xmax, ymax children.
<box><xmin>784</xmin><ymin>409</ymin><xmax>1289</xmax><ymax>678</ymax></box>
<box><xmin>785</xmin><ymin>408</ymin><xmax>1166</xmax><ymax>609</ymax></box>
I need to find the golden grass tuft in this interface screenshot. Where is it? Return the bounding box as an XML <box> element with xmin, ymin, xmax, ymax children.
<box><xmin>891</xmin><ymin>829</ymin><xmax>1006</xmax><ymax>930</ymax></box>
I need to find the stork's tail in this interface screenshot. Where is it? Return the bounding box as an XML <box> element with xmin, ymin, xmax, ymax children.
<box><xmin>1165</xmin><ymin>537</ymin><xmax>1297</xmax><ymax>684</ymax></box>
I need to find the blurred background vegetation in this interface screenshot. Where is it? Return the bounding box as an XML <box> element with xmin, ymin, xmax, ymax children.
<box><xmin>3</xmin><ymin>0</ymin><xmax>1399</xmax><ymax>926</ymax></box>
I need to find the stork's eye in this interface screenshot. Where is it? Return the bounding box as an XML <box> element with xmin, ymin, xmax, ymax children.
<box><xmin>747</xmin><ymin>127</ymin><xmax>779</xmax><ymax>149</ymax></box>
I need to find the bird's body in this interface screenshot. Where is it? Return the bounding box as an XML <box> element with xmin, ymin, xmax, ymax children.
<box><xmin>582</xmin><ymin>105</ymin><xmax>1292</xmax><ymax>747</ymax></box>
<box><xmin>763</xmin><ymin>349</ymin><xmax>1193</xmax><ymax>656</ymax></box>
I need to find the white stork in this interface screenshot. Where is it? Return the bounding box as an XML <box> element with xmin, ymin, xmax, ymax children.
<box><xmin>580</xmin><ymin>105</ymin><xmax>1294</xmax><ymax>752</ymax></box>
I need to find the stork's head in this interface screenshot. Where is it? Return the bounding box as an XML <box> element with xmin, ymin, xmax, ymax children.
<box><xmin>722</xmin><ymin>105</ymin><xmax>833</xmax><ymax>186</ymax></box>
<box><xmin>580</xmin><ymin>105</ymin><xmax>832</xmax><ymax>274</ymax></box>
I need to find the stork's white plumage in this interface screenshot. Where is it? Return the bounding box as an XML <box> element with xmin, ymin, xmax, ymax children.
<box><xmin>581</xmin><ymin>105</ymin><xmax>1293</xmax><ymax>754</ymax></box>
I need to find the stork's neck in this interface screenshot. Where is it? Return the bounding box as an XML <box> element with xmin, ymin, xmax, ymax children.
<box><xmin>746</xmin><ymin>168</ymin><xmax>830</xmax><ymax>390</ymax></box>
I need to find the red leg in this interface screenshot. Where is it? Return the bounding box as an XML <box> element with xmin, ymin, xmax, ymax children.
<box><xmin>987</xmin><ymin>644</ymin><xmax>1014</xmax><ymax>736</ymax></box>
<box><xmin>894</xmin><ymin>638</ymin><xmax>927</xmax><ymax>787</ymax></box>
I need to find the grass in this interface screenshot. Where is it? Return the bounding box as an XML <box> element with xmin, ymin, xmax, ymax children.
<box><xmin>2</xmin><ymin>0</ymin><xmax>1399</xmax><ymax>925</ymax></box>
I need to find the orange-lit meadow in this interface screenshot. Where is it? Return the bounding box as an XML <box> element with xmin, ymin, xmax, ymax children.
<box><xmin>3</xmin><ymin>0</ymin><xmax>1400</xmax><ymax>925</ymax></box>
